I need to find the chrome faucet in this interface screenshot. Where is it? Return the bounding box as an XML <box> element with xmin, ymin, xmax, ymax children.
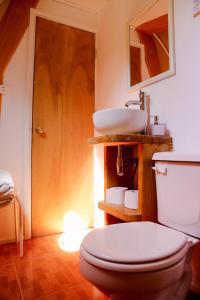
<box><xmin>125</xmin><ymin>90</ymin><xmax>145</xmax><ymax>111</ymax></box>
<box><xmin>125</xmin><ymin>90</ymin><xmax>149</xmax><ymax>134</ymax></box>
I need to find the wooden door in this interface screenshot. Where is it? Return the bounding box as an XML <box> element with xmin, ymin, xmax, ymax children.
<box><xmin>32</xmin><ymin>17</ymin><xmax>95</xmax><ymax>237</ymax></box>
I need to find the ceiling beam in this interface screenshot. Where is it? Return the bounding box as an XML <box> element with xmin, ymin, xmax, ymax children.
<box><xmin>136</xmin><ymin>14</ymin><xmax>168</xmax><ymax>35</ymax></box>
<box><xmin>0</xmin><ymin>0</ymin><xmax>39</xmax><ymax>112</ymax></box>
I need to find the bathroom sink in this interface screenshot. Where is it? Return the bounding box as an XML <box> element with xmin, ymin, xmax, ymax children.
<box><xmin>93</xmin><ymin>108</ymin><xmax>147</xmax><ymax>135</ymax></box>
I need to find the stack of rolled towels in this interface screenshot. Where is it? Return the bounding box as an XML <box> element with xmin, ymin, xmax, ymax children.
<box><xmin>0</xmin><ymin>170</ymin><xmax>15</xmax><ymax>205</ymax></box>
<box><xmin>106</xmin><ymin>187</ymin><xmax>138</xmax><ymax>209</ymax></box>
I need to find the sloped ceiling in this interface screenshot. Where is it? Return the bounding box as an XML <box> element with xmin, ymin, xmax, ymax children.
<box><xmin>0</xmin><ymin>0</ymin><xmax>10</xmax><ymax>21</ymax></box>
<box><xmin>54</xmin><ymin>0</ymin><xmax>109</xmax><ymax>14</ymax></box>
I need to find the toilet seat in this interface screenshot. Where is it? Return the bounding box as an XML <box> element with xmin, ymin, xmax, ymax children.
<box><xmin>81</xmin><ymin>222</ymin><xmax>189</xmax><ymax>273</ymax></box>
<box><xmin>80</xmin><ymin>243</ymin><xmax>189</xmax><ymax>272</ymax></box>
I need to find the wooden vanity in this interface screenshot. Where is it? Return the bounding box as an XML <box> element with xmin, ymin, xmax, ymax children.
<box><xmin>88</xmin><ymin>134</ymin><xmax>172</xmax><ymax>224</ymax></box>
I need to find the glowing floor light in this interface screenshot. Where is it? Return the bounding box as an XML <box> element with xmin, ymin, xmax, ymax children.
<box><xmin>58</xmin><ymin>146</ymin><xmax>105</xmax><ymax>252</ymax></box>
<box><xmin>58</xmin><ymin>211</ymin><xmax>91</xmax><ymax>252</ymax></box>
<box><xmin>58</xmin><ymin>229</ymin><xmax>91</xmax><ymax>252</ymax></box>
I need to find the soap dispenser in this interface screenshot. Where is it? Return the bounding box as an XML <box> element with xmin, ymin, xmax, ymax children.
<box><xmin>150</xmin><ymin>116</ymin><xmax>165</xmax><ymax>136</ymax></box>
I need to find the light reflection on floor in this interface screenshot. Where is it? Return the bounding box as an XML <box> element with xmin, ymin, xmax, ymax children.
<box><xmin>58</xmin><ymin>228</ymin><xmax>92</xmax><ymax>252</ymax></box>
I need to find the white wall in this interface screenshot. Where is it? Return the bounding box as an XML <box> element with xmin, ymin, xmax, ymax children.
<box><xmin>96</xmin><ymin>0</ymin><xmax>149</xmax><ymax>110</ymax></box>
<box><xmin>96</xmin><ymin>0</ymin><xmax>200</xmax><ymax>152</ymax></box>
<box><xmin>37</xmin><ymin>0</ymin><xmax>99</xmax><ymax>32</ymax></box>
<box><xmin>0</xmin><ymin>0</ymin><xmax>99</xmax><ymax>241</ymax></box>
<box><xmin>0</xmin><ymin>32</ymin><xmax>29</xmax><ymax>242</ymax></box>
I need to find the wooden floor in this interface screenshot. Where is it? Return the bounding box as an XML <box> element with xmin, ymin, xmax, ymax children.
<box><xmin>0</xmin><ymin>234</ymin><xmax>107</xmax><ymax>300</ymax></box>
<box><xmin>0</xmin><ymin>234</ymin><xmax>199</xmax><ymax>300</ymax></box>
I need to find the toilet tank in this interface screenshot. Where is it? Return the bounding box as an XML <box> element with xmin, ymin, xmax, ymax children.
<box><xmin>152</xmin><ymin>152</ymin><xmax>200</xmax><ymax>238</ymax></box>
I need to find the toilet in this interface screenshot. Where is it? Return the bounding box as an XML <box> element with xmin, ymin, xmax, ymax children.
<box><xmin>80</xmin><ymin>152</ymin><xmax>200</xmax><ymax>300</ymax></box>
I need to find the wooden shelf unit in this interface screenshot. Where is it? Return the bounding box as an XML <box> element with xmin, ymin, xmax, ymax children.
<box><xmin>89</xmin><ymin>134</ymin><xmax>172</xmax><ymax>224</ymax></box>
<box><xmin>88</xmin><ymin>134</ymin><xmax>172</xmax><ymax>146</ymax></box>
<box><xmin>98</xmin><ymin>201</ymin><xmax>142</xmax><ymax>222</ymax></box>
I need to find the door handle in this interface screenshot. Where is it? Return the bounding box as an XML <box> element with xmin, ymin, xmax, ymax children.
<box><xmin>36</xmin><ymin>127</ymin><xmax>45</xmax><ymax>135</ymax></box>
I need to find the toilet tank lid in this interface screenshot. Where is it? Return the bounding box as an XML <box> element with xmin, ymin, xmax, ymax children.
<box><xmin>152</xmin><ymin>152</ymin><xmax>200</xmax><ymax>162</ymax></box>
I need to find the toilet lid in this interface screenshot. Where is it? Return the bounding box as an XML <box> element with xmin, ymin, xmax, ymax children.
<box><xmin>82</xmin><ymin>222</ymin><xmax>187</xmax><ymax>263</ymax></box>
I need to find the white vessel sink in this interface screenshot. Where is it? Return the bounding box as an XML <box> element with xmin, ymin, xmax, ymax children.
<box><xmin>93</xmin><ymin>108</ymin><xmax>147</xmax><ymax>135</ymax></box>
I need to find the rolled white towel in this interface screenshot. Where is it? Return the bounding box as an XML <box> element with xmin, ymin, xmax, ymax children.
<box><xmin>0</xmin><ymin>187</ymin><xmax>15</xmax><ymax>204</ymax></box>
<box><xmin>0</xmin><ymin>195</ymin><xmax>15</xmax><ymax>205</ymax></box>
<box><xmin>0</xmin><ymin>184</ymin><xmax>10</xmax><ymax>195</ymax></box>
<box><xmin>0</xmin><ymin>170</ymin><xmax>15</xmax><ymax>203</ymax></box>
<box><xmin>0</xmin><ymin>186</ymin><xmax>15</xmax><ymax>198</ymax></box>
<box><xmin>0</xmin><ymin>170</ymin><xmax>14</xmax><ymax>187</ymax></box>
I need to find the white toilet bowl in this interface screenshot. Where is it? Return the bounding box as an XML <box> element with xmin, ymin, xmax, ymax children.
<box><xmin>80</xmin><ymin>152</ymin><xmax>200</xmax><ymax>299</ymax></box>
<box><xmin>80</xmin><ymin>222</ymin><xmax>197</xmax><ymax>300</ymax></box>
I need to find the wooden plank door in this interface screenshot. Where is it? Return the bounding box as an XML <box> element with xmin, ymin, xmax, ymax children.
<box><xmin>32</xmin><ymin>17</ymin><xmax>95</xmax><ymax>237</ymax></box>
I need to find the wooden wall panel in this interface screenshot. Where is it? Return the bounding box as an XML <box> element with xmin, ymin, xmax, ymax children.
<box><xmin>138</xmin><ymin>32</ymin><xmax>161</xmax><ymax>78</ymax></box>
<box><xmin>153</xmin><ymin>31</ymin><xmax>169</xmax><ymax>73</ymax></box>
<box><xmin>136</xmin><ymin>14</ymin><xmax>168</xmax><ymax>35</ymax></box>
<box><xmin>104</xmin><ymin>146</ymin><xmax>137</xmax><ymax>191</ymax></box>
<box><xmin>32</xmin><ymin>18</ymin><xmax>95</xmax><ymax>237</ymax></box>
<box><xmin>138</xmin><ymin>143</ymin><xmax>172</xmax><ymax>222</ymax></box>
<box><xmin>0</xmin><ymin>0</ymin><xmax>10</xmax><ymax>22</ymax></box>
<box><xmin>130</xmin><ymin>46</ymin><xmax>142</xmax><ymax>86</ymax></box>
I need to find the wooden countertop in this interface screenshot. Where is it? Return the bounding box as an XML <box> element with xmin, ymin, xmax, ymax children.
<box><xmin>88</xmin><ymin>134</ymin><xmax>172</xmax><ymax>146</ymax></box>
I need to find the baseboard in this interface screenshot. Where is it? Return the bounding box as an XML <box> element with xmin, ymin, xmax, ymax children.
<box><xmin>0</xmin><ymin>237</ymin><xmax>16</xmax><ymax>245</ymax></box>
<box><xmin>0</xmin><ymin>235</ymin><xmax>31</xmax><ymax>245</ymax></box>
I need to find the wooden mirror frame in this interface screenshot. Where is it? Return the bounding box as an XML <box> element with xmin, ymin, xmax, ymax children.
<box><xmin>128</xmin><ymin>0</ymin><xmax>175</xmax><ymax>92</ymax></box>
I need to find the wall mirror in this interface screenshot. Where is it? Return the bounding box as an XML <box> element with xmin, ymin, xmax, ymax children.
<box><xmin>128</xmin><ymin>0</ymin><xmax>175</xmax><ymax>90</ymax></box>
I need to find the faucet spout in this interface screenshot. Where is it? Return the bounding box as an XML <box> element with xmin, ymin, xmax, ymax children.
<box><xmin>125</xmin><ymin>90</ymin><xmax>149</xmax><ymax>134</ymax></box>
<box><xmin>125</xmin><ymin>90</ymin><xmax>145</xmax><ymax>110</ymax></box>
<box><xmin>125</xmin><ymin>100</ymin><xmax>142</xmax><ymax>107</ymax></box>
